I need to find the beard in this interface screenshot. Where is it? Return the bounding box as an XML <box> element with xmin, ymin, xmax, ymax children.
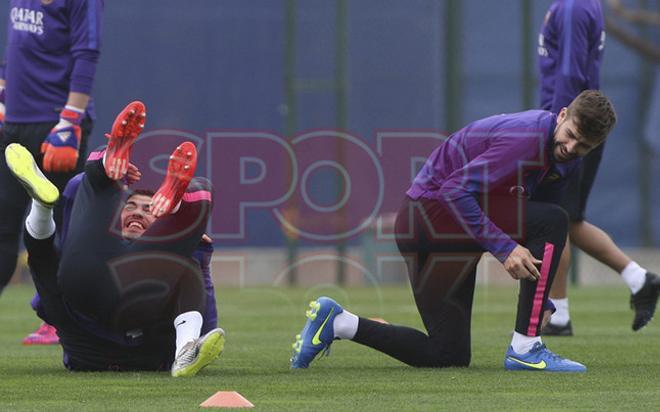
<box><xmin>552</xmin><ymin>141</ymin><xmax>577</xmax><ymax>163</ymax></box>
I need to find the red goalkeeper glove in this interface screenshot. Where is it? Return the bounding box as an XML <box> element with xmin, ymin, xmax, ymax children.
<box><xmin>40</xmin><ymin>106</ymin><xmax>84</xmax><ymax>173</ymax></box>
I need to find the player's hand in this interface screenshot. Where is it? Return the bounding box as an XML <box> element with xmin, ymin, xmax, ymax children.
<box><xmin>40</xmin><ymin>106</ymin><xmax>84</xmax><ymax>173</ymax></box>
<box><xmin>126</xmin><ymin>162</ymin><xmax>142</xmax><ymax>185</ymax></box>
<box><xmin>201</xmin><ymin>233</ymin><xmax>212</xmax><ymax>243</ymax></box>
<box><xmin>503</xmin><ymin>244</ymin><xmax>542</xmax><ymax>281</ymax></box>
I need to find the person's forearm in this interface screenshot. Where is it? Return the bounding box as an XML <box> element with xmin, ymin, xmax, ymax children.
<box><xmin>441</xmin><ymin>190</ymin><xmax>517</xmax><ymax>262</ymax></box>
<box><xmin>66</xmin><ymin>92</ymin><xmax>89</xmax><ymax>111</ymax></box>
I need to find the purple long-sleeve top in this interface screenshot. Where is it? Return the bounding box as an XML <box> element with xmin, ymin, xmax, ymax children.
<box><xmin>407</xmin><ymin>110</ymin><xmax>579</xmax><ymax>262</ymax></box>
<box><xmin>1</xmin><ymin>0</ymin><xmax>103</xmax><ymax>122</ymax></box>
<box><xmin>538</xmin><ymin>0</ymin><xmax>604</xmax><ymax>113</ymax></box>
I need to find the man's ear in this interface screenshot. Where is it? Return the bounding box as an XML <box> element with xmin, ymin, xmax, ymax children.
<box><xmin>557</xmin><ymin>107</ymin><xmax>568</xmax><ymax>124</ymax></box>
<box><xmin>553</xmin><ymin>108</ymin><xmax>568</xmax><ymax>135</ymax></box>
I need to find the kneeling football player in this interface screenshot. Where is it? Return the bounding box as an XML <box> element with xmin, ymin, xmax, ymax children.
<box><xmin>291</xmin><ymin>91</ymin><xmax>617</xmax><ymax>373</ymax></box>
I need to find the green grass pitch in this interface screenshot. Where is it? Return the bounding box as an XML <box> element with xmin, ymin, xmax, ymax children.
<box><xmin>1</xmin><ymin>284</ymin><xmax>659</xmax><ymax>411</ymax></box>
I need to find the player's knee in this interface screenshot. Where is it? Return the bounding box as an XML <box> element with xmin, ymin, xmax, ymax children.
<box><xmin>441</xmin><ymin>350</ymin><xmax>471</xmax><ymax>368</ymax></box>
<box><xmin>542</xmin><ymin>204</ymin><xmax>569</xmax><ymax>235</ymax></box>
<box><xmin>189</xmin><ymin>177</ymin><xmax>213</xmax><ymax>196</ymax></box>
<box><xmin>412</xmin><ymin>348</ymin><xmax>470</xmax><ymax>368</ymax></box>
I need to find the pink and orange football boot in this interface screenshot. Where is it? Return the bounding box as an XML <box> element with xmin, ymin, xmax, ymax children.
<box><xmin>22</xmin><ymin>323</ymin><xmax>59</xmax><ymax>346</ymax></box>
<box><xmin>104</xmin><ymin>101</ymin><xmax>146</xmax><ymax>180</ymax></box>
<box><xmin>151</xmin><ymin>142</ymin><xmax>198</xmax><ymax>218</ymax></box>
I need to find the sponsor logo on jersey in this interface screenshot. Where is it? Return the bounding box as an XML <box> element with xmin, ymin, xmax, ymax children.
<box><xmin>509</xmin><ymin>185</ymin><xmax>527</xmax><ymax>197</ymax></box>
<box><xmin>10</xmin><ymin>7</ymin><xmax>45</xmax><ymax>35</ymax></box>
<box><xmin>538</xmin><ymin>34</ymin><xmax>548</xmax><ymax>58</ymax></box>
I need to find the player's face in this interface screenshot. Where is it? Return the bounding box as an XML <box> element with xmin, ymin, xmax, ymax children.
<box><xmin>121</xmin><ymin>194</ymin><xmax>156</xmax><ymax>239</ymax></box>
<box><xmin>552</xmin><ymin>108</ymin><xmax>597</xmax><ymax>163</ymax></box>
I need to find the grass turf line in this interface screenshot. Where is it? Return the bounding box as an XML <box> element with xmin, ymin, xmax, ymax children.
<box><xmin>1</xmin><ymin>284</ymin><xmax>659</xmax><ymax>411</ymax></box>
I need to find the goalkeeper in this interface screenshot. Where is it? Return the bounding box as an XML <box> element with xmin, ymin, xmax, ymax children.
<box><xmin>0</xmin><ymin>0</ymin><xmax>103</xmax><ymax>298</ymax></box>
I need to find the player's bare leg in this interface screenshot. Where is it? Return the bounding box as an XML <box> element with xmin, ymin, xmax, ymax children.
<box><xmin>546</xmin><ymin>221</ymin><xmax>659</xmax><ymax>333</ymax></box>
<box><xmin>570</xmin><ymin>222</ymin><xmax>629</xmax><ymax>272</ymax></box>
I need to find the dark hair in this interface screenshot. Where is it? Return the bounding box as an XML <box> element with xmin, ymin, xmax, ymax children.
<box><xmin>127</xmin><ymin>189</ymin><xmax>155</xmax><ymax>199</ymax></box>
<box><xmin>566</xmin><ymin>90</ymin><xmax>617</xmax><ymax>144</ymax></box>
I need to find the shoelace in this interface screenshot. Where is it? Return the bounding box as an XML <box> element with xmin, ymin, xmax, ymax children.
<box><xmin>321</xmin><ymin>343</ymin><xmax>333</xmax><ymax>358</ymax></box>
<box><xmin>175</xmin><ymin>341</ymin><xmax>199</xmax><ymax>366</ymax></box>
<box><xmin>535</xmin><ymin>344</ymin><xmax>563</xmax><ymax>362</ymax></box>
<box><xmin>291</xmin><ymin>341</ymin><xmax>333</xmax><ymax>363</ymax></box>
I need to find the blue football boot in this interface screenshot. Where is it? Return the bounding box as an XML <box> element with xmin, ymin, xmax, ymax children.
<box><xmin>290</xmin><ymin>296</ymin><xmax>343</xmax><ymax>369</ymax></box>
<box><xmin>504</xmin><ymin>342</ymin><xmax>586</xmax><ymax>372</ymax></box>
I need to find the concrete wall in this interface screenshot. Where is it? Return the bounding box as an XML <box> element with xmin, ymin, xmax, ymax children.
<box><xmin>208</xmin><ymin>247</ymin><xmax>660</xmax><ymax>287</ymax></box>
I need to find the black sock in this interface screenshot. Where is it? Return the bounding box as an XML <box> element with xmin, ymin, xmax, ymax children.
<box><xmin>351</xmin><ymin>317</ymin><xmax>469</xmax><ymax>368</ymax></box>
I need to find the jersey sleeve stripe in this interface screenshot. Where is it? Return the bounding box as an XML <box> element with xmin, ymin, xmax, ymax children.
<box><xmin>560</xmin><ymin>0</ymin><xmax>575</xmax><ymax>76</ymax></box>
<box><xmin>86</xmin><ymin>0</ymin><xmax>99</xmax><ymax>49</ymax></box>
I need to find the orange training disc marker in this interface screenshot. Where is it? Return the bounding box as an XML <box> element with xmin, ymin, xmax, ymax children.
<box><xmin>200</xmin><ymin>391</ymin><xmax>254</xmax><ymax>408</ymax></box>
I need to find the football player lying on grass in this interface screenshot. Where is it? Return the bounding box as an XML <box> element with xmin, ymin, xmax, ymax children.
<box><xmin>6</xmin><ymin>101</ymin><xmax>223</xmax><ymax>376</ymax></box>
